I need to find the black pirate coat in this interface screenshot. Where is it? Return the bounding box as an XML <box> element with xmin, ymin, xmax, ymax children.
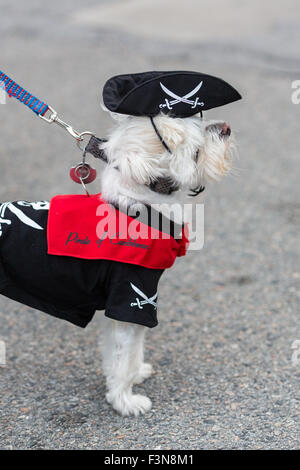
<box><xmin>0</xmin><ymin>196</ymin><xmax>187</xmax><ymax>328</ymax></box>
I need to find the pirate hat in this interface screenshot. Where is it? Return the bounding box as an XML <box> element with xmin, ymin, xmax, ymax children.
<box><xmin>103</xmin><ymin>71</ymin><xmax>242</xmax><ymax>118</ymax></box>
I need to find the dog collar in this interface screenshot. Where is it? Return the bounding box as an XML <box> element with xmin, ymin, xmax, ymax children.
<box><xmin>85</xmin><ymin>135</ymin><xmax>183</xmax><ymax>196</ymax></box>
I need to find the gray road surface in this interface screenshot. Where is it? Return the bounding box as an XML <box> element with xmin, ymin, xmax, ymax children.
<box><xmin>0</xmin><ymin>0</ymin><xmax>299</xmax><ymax>450</ymax></box>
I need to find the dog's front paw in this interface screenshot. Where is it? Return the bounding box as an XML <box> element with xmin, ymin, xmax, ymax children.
<box><xmin>133</xmin><ymin>363</ymin><xmax>153</xmax><ymax>384</ymax></box>
<box><xmin>106</xmin><ymin>391</ymin><xmax>152</xmax><ymax>416</ymax></box>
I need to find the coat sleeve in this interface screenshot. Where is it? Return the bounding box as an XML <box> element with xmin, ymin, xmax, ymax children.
<box><xmin>104</xmin><ymin>262</ymin><xmax>164</xmax><ymax>328</ymax></box>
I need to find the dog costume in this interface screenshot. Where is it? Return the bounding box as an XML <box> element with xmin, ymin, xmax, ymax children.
<box><xmin>0</xmin><ymin>195</ymin><xmax>187</xmax><ymax>328</ymax></box>
<box><xmin>0</xmin><ymin>71</ymin><xmax>241</xmax><ymax>328</ymax></box>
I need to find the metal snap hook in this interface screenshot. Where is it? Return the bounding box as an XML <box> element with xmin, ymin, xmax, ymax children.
<box><xmin>39</xmin><ymin>106</ymin><xmax>95</xmax><ymax>148</ymax></box>
<box><xmin>76</xmin><ymin>131</ymin><xmax>95</xmax><ymax>151</ymax></box>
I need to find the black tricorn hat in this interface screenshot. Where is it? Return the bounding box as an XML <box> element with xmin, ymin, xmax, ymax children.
<box><xmin>103</xmin><ymin>71</ymin><xmax>242</xmax><ymax>118</ymax></box>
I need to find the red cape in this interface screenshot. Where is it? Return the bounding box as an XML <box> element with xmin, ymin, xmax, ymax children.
<box><xmin>47</xmin><ymin>194</ymin><xmax>188</xmax><ymax>269</ymax></box>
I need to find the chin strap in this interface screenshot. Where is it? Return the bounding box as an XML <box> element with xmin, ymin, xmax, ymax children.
<box><xmin>149</xmin><ymin>116</ymin><xmax>172</xmax><ymax>154</ymax></box>
<box><xmin>149</xmin><ymin>117</ymin><xmax>205</xmax><ymax>197</ymax></box>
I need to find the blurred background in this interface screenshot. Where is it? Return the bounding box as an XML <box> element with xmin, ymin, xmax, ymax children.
<box><xmin>0</xmin><ymin>0</ymin><xmax>299</xmax><ymax>450</ymax></box>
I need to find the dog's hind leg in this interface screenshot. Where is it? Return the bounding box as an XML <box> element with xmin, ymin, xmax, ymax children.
<box><xmin>102</xmin><ymin>317</ymin><xmax>152</xmax><ymax>416</ymax></box>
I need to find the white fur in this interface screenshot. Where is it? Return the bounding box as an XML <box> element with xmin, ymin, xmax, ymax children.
<box><xmin>100</xmin><ymin>110</ymin><xmax>235</xmax><ymax>416</ymax></box>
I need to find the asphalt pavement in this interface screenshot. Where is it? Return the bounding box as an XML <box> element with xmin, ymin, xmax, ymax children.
<box><xmin>0</xmin><ymin>0</ymin><xmax>299</xmax><ymax>450</ymax></box>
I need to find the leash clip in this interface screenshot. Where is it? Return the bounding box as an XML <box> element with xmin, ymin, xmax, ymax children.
<box><xmin>39</xmin><ymin>105</ymin><xmax>94</xmax><ymax>148</ymax></box>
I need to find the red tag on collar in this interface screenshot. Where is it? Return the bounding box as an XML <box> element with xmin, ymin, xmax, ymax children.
<box><xmin>47</xmin><ymin>194</ymin><xmax>188</xmax><ymax>269</ymax></box>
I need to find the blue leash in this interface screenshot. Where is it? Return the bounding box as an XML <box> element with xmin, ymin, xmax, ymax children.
<box><xmin>0</xmin><ymin>69</ymin><xmax>93</xmax><ymax>146</ymax></box>
<box><xmin>0</xmin><ymin>70</ymin><xmax>49</xmax><ymax>116</ymax></box>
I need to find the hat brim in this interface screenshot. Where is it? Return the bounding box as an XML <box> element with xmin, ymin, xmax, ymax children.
<box><xmin>103</xmin><ymin>71</ymin><xmax>242</xmax><ymax>118</ymax></box>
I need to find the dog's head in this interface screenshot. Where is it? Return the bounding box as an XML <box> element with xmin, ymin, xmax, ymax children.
<box><xmin>100</xmin><ymin>110</ymin><xmax>235</xmax><ymax>198</ymax></box>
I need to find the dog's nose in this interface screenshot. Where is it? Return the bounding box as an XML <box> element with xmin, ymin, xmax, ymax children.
<box><xmin>205</xmin><ymin>122</ymin><xmax>232</xmax><ymax>138</ymax></box>
<box><xmin>220</xmin><ymin>122</ymin><xmax>231</xmax><ymax>137</ymax></box>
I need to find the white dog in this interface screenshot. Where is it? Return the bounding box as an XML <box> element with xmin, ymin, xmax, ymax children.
<box><xmin>0</xmin><ymin>71</ymin><xmax>240</xmax><ymax>417</ymax></box>
<box><xmin>100</xmin><ymin>111</ymin><xmax>234</xmax><ymax>416</ymax></box>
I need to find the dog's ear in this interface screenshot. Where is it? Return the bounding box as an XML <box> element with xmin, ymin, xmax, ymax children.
<box><xmin>155</xmin><ymin>115</ymin><xmax>185</xmax><ymax>149</ymax></box>
<box><xmin>101</xmin><ymin>103</ymin><xmax>130</xmax><ymax>122</ymax></box>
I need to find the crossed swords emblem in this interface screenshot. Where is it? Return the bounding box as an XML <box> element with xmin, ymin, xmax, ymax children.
<box><xmin>159</xmin><ymin>81</ymin><xmax>204</xmax><ymax>110</ymax></box>
<box><xmin>0</xmin><ymin>201</ymin><xmax>48</xmax><ymax>237</ymax></box>
<box><xmin>130</xmin><ymin>282</ymin><xmax>157</xmax><ymax>310</ymax></box>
